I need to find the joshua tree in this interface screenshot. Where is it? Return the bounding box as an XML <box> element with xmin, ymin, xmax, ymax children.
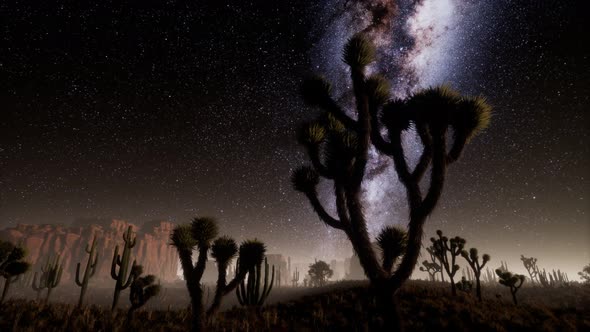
<box><xmin>0</xmin><ymin>241</ymin><xmax>31</xmax><ymax>304</ymax></box>
<box><xmin>456</xmin><ymin>276</ymin><xmax>472</xmax><ymax>293</ymax></box>
<box><xmin>111</xmin><ymin>226</ymin><xmax>138</xmax><ymax>310</ymax></box>
<box><xmin>207</xmin><ymin>238</ymin><xmax>266</xmax><ymax>316</ymax></box>
<box><xmin>31</xmin><ymin>254</ymin><xmax>63</xmax><ymax>303</ymax></box>
<box><xmin>496</xmin><ymin>269</ymin><xmax>525</xmax><ymax>305</ymax></box>
<box><xmin>308</xmin><ymin>260</ymin><xmax>333</xmax><ymax>287</ymax></box>
<box><xmin>127</xmin><ymin>265</ymin><xmax>161</xmax><ymax>320</ymax></box>
<box><xmin>520</xmin><ymin>255</ymin><xmax>540</xmax><ymax>284</ymax></box>
<box><xmin>431</xmin><ymin>230</ymin><xmax>466</xmax><ymax>295</ymax></box>
<box><xmin>236</xmin><ymin>257</ymin><xmax>275</xmax><ymax>307</ymax></box>
<box><xmin>75</xmin><ymin>235</ymin><xmax>99</xmax><ymax>306</ymax></box>
<box><xmin>170</xmin><ymin>217</ymin><xmax>265</xmax><ymax>332</ymax></box>
<box><xmin>461</xmin><ymin>248</ymin><xmax>490</xmax><ymax>301</ymax></box>
<box><xmin>420</xmin><ymin>245</ymin><xmax>442</xmax><ymax>281</ymax></box>
<box><xmin>291</xmin><ymin>268</ymin><xmax>300</xmax><ymax>287</ymax></box>
<box><xmin>579</xmin><ymin>264</ymin><xmax>590</xmax><ymax>285</ymax></box>
<box><xmin>292</xmin><ymin>33</ymin><xmax>490</xmax><ymax>329</ymax></box>
<box><xmin>420</xmin><ymin>260</ymin><xmax>440</xmax><ymax>282</ymax></box>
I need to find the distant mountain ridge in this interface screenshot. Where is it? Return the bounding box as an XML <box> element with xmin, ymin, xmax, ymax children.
<box><xmin>0</xmin><ymin>219</ymin><xmax>179</xmax><ymax>282</ymax></box>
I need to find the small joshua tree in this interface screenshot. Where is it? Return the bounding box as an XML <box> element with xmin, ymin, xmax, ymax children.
<box><xmin>308</xmin><ymin>260</ymin><xmax>333</xmax><ymax>287</ymax></box>
<box><xmin>420</xmin><ymin>260</ymin><xmax>440</xmax><ymax>282</ymax></box>
<box><xmin>111</xmin><ymin>226</ymin><xmax>138</xmax><ymax>310</ymax></box>
<box><xmin>456</xmin><ymin>276</ymin><xmax>473</xmax><ymax>293</ymax></box>
<box><xmin>431</xmin><ymin>230</ymin><xmax>465</xmax><ymax>295</ymax></box>
<box><xmin>579</xmin><ymin>263</ymin><xmax>590</xmax><ymax>285</ymax></box>
<box><xmin>75</xmin><ymin>235</ymin><xmax>99</xmax><ymax>306</ymax></box>
<box><xmin>236</xmin><ymin>257</ymin><xmax>275</xmax><ymax>307</ymax></box>
<box><xmin>461</xmin><ymin>247</ymin><xmax>490</xmax><ymax>301</ymax></box>
<box><xmin>0</xmin><ymin>241</ymin><xmax>31</xmax><ymax>304</ymax></box>
<box><xmin>127</xmin><ymin>265</ymin><xmax>161</xmax><ymax>320</ymax></box>
<box><xmin>170</xmin><ymin>217</ymin><xmax>265</xmax><ymax>332</ymax></box>
<box><xmin>292</xmin><ymin>32</ymin><xmax>491</xmax><ymax>330</ymax></box>
<box><xmin>496</xmin><ymin>269</ymin><xmax>525</xmax><ymax>305</ymax></box>
<box><xmin>207</xmin><ymin>238</ymin><xmax>266</xmax><ymax>316</ymax></box>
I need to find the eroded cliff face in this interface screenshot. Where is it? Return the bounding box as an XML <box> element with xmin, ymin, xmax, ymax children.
<box><xmin>0</xmin><ymin>220</ymin><xmax>179</xmax><ymax>282</ymax></box>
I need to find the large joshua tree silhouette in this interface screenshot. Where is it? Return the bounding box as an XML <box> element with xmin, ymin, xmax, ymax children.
<box><xmin>291</xmin><ymin>33</ymin><xmax>491</xmax><ymax>329</ymax></box>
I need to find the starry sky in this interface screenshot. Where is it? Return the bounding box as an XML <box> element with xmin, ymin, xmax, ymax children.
<box><xmin>1</xmin><ymin>1</ymin><xmax>588</xmax><ymax>278</ymax></box>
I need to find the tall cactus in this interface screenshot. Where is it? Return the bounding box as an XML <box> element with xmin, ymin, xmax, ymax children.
<box><xmin>291</xmin><ymin>268</ymin><xmax>300</xmax><ymax>287</ymax></box>
<box><xmin>461</xmin><ymin>247</ymin><xmax>490</xmax><ymax>301</ymax></box>
<box><xmin>292</xmin><ymin>31</ymin><xmax>491</xmax><ymax>331</ymax></box>
<box><xmin>431</xmin><ymin>230</ymin><xmax>465</xmax><ymax>295</ymax></box>
<box><xmin>31</xmin><ymin>254</ymin><xmax>63</xmax><ymax>303</ymax></box>
<box><xmin>0</xmin><ymin>240</ymin><xmax>31</xmax><ymax>304</ymax></box>
<box><xmin>496</xmin><ymin>269</ymin><xmax>525</xmax><ymax>305</ymax></box>
<box><xmin>237</xmin><ymin>257</ymin><xmax>275</xmax><ymax>307</ymax></box>
<box><xmin>111</xmin><ymin>225</ymin><xmax>138</xmax><ymax>310</ymax></box>
<box><xmin>75</xmin><ymin>235</ymin><xmax>99</xmax><ymax>306</ymax></box>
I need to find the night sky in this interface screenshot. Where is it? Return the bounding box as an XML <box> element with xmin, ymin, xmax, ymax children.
<box><xmin>1</xmin><ymin>1</ymin><xmax>588</xmax><ymax>278</ymax></box>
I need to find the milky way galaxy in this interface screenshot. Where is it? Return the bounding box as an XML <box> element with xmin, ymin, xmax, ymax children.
<box><xmin>2</xmin><ymin>1</ymin><xmax>588</xmax><ymax>278</ymax></box>
<box><xmin>309</xmin><ymin>0</ymin><xmax>487</xmax><ymax>236</ymax></box>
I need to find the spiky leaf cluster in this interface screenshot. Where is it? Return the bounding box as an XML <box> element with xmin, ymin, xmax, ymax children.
<box><xmin>297</xmin><ymin>122</ymin><xmax>326</xmax><ymax>146</ymax></box>
<box><xmin>238</xmin><ymin>240</ymin><xmax>266</xmax><ymax>272</ymax></box>
<box><xmin>365</xmin><ymin>74</ymin><xmax>391</xmax><ymax>105</ymax></box>
<box><xmin>342</xmin><ymin>33</ymin><xmax>376</xmax><ymax>69</ymax></box>
<box><xmin>496</xmin><ymin>269</ymin><xmax>525</xmax><ymax>287</ymax></box>
<box><xmin>453</xmin><ymin>96</ymin><xmax>492</xmax><ymax>140</ymax></box>
<box><xmin>211</xmin><ymin>236</ymin><xmax>238</xmax><ymax>264</ymax></box>
<box><xmin>170</xmin><ymin>224</ymin><xmax>197</xmax><ymax>251</ymax></box>
<box><xmin>301</xmin><ymin>76</ymin><xmax>332</xmax><ymax>106</ymax></box>
<box><xmin>191</xmin><ymin>217</ymin><xmax>219</xmax><ymax>247</ymax></box>
<box><xmin>291</xmin><ymin>166</ymin><xmax>320</xmax><ymax>193</ymax></box>
<box><xmin>376</xmin><ymin>226</ymin><xmax>407</xmax><ymax>263</ymax></box>
<box><xmin>381</xmin><ymin>98</ymin><xmax>412</xmax><ymax>132</ymax></box>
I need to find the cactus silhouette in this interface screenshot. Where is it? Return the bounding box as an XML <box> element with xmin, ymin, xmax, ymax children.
<box><xmin>461</xmin><ymin>247</ymin><xmax>490</xmax><ymax>301</ymax></box>
<box><xmin>171</xmin><ymin>217</ymin><xmax>266</xmax><ymax>332</ymax></box>
<box><xmin>431</xmin><ymin>230</ymin><xmax>465</xmax><ymax>295</ymax></box>
<box><xmin>0</xmin><ymin>241</ymin><xmax>31</xmax><ymax>304</ymax></box>
<box><xmin>292</xmin><ymin>32</ymin><xmax>490</xmax><ymax>330</ymax></box>
<box><xmin>111</xmin><ymin>225</ymin><xmax>138</xmax><ymax>310</ymax></box>
<box><xmin>75</xmin><ymin>235</ymin><xmax>99</xmax><ymax>306</ymax></box>
<box><xmin>291</xmin><ymin>268</ymin><xmax>300</xmax><ymax>287</ymax></box>
<box><xmin>127</xmin><ymin>265</ymin><xmax>161</xmax><ymax>320</ymax></box>
<box><xmin>31</xmin><ymin>254</ymin><xmax>63</xmax><ymax>303</ymax></box>
<box><xmin>236</xmin><ymin>257</ymin><xmax>275</xmax><ymax>307</ymax></box>
<box><xmin>496</xmin><ymin>269</ymin><xmax>525</xmax><ymax>305</ymax></box>
<box><xmin>456</xmin><ymin>276</ymin><xmax>473</xmax><ymax>293</ymax></box>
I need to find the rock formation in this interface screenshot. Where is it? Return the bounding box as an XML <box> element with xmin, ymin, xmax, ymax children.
<box><xmin>0</xmin><ymin>220</ymin><xmax>179</xmax><ymax>283</ymax></box>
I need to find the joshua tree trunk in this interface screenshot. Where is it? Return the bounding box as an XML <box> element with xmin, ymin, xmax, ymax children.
<box><xmin>372</xmin><ymin>281</ymin><xmax>403</xmax><ymax>331</ymax></box>
<box><xmin>450</xmin><ymin>276</ymin><xmax>456</xmax><ymax>295</ymax></box>
<box><xmin>476</xmin><ymin>275</ymin><xmax>482</xmax><ymax>301</ymax></box>
<box><xmin>511</xmin><ymin>289</ymin><xmax>518</xmax><ymax>305</ymax></box>
<box><xmin>1</xmin><ymin>278</ymin><xmax>12</xmax><ymax>304</ymax></box>
<box><xmin>190</xmin><ymin>287</ymin><xmax>205</xmax><ymax>332</ymax></box>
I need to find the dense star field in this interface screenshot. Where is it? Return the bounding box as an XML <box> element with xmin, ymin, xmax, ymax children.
<box><xmin>1</xmin><ymin>0</ymin><xmax>588</xmax><ymax>277</ymax></box>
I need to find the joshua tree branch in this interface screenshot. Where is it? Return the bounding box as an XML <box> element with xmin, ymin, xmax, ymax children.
<box><xmin>194</xmin><ymin>246</ymin><xmax>209</xmax><ymax>282</ymax></box>
<box><xmin>307</xmin><ymin>145</ymin><xmax>333</xmax><ymax>179</ymax></box>
<box><xmin>368</xmin><ymin>103</ymin><xmax>394</xmax><ymax>155</ymax></box>
<box><xmin>304</xmin><ymin>189</ymin><xmax>346</xmax><ymax>231</ymax></box>
<box><xmin>411</xmin><ymin>124</ymin><xmax>433</xmax><ymax>182</ymax></box>
<box><xmin>320</xmin><ymin>97</ymin><xmax>358</xmax><ymax>130</ymax></box>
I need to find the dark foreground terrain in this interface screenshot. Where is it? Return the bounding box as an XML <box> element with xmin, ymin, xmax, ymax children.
<box><xmin>0</xmin><ymin>281</ymin><xmax>588</xmax><ymax>331</ymax></box>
